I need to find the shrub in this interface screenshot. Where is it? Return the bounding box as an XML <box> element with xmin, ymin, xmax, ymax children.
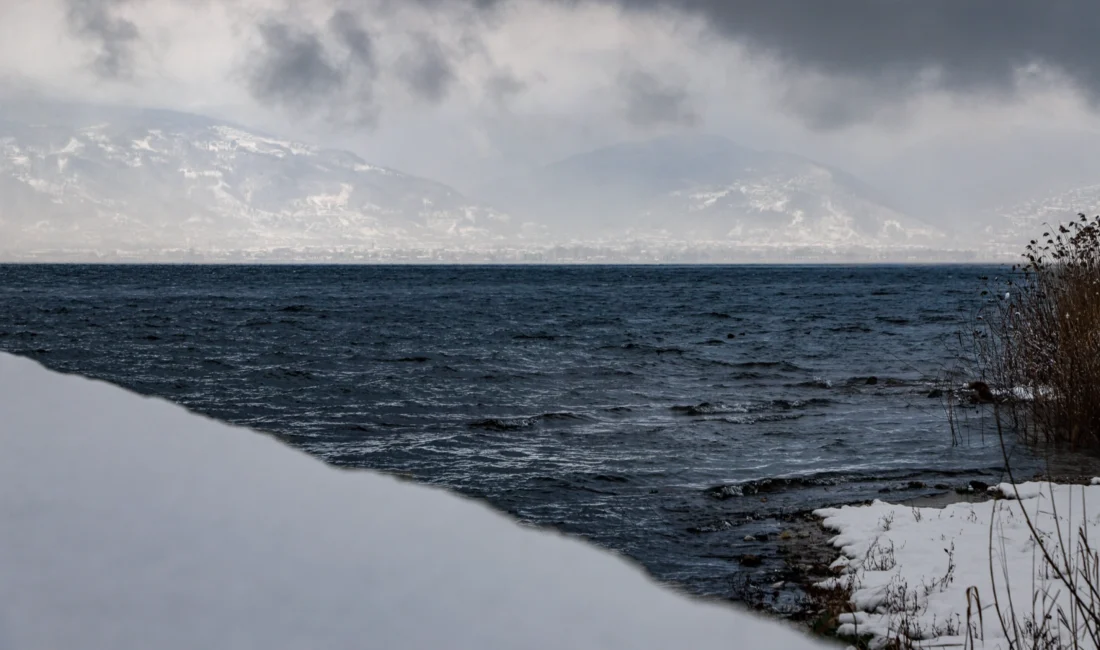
<box><xmin>972</xmin><ymin>213</ymin><xmax>1100</xmax><ymax>449</ymax></box>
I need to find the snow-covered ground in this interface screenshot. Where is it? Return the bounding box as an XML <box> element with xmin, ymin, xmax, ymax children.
<box><xmin>0</xmin><ymin>352</ymin><xmax>828</xmax><ymax>650</ymax></box>
<box><xmin>816</xmin><ymin>481</ymin><xmax>1100</xmax><ymax>649</ymax></box>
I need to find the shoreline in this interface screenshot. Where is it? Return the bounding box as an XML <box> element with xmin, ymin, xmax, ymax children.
<box><xmin>768</xmin><ymin>472</ymin><xmax>1100</xmax><ymax>646</ymax></box>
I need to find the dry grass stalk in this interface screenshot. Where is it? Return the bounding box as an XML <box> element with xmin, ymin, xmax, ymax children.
<box><xmin>972</xmin><ymin>213</ymin><xmax>1100</xmax><ymax>449</ymax></box>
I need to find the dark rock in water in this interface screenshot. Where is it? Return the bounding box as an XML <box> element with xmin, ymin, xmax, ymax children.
<box><xmin>968</xmin><ymin>381</ymin><xmax>995</xmax><ymax>403</ymax></box>
<box><xmin>934</xmin><ymin>483</ymin><xmax>951</xmax><ymax>490</ymax></box>
<box><xmin>927</xmin><ymin>389</ymin><xmax>945</xmax><ymax>398</ymax></box>
<box><xmin>705</xmin><ymin>484</ymin><xmax>743</xmax><ymax>500</ymax></box>
<box><xmin>866</xmin><ymin>376</ymin><xmax>879</xmax><ymax>385</ymax></box>
<box><xmin>727</xmin><ymin>333</ymin><xmax>736</xmax><ymax>339</ymax></box>
<box><xmin>907</xmin><ymin>481</ymin><xmax>926</xmax><ymax>489</ymax></box>
<box><xmin>739</xmin><ymin>554</ymin><xmax>763</xmax><ymax>567</ymax></box>
<box><xmin>878</xmin><ymin>487</ymin><xmax>892</xmax><ymax>493</ymax></box>
<box><xmin>969</xmin><ymin>480</ymin><xmax>990</xmax><ymax>492</ymax></box>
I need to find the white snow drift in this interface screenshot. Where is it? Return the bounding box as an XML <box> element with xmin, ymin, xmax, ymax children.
<box><xmin>817</xmin><ymin>481</ymin><xmax>1100</xmax><ymax>649</ymax></box>
<box><xmin>0</xmin><ymin>352</ymin><xmax>827</xmax><ymax>650</ymax></box>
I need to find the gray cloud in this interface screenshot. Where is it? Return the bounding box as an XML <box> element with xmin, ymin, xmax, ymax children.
<box><xmin>65</xmin><ymin>0</ymin><xmax>140</xmax><ymax>79</ymax></box>
<box><xmin>484</xmin><ymin>70</ymin><xmax>526</xmax><ymax>105</ymax></box>
<box><xmin>328</xmin><ymin>9</ymin><xmax>375</xmax><ymax>66</ymax></box>
<box><xmin>58</xmin><ymin>0</ymin><xmax>1100</xmax><ymax>132</ymax></box>
<box><xmin>421</xmin><ymin>0</ymin><xmax>1100</xmax><ymax>128</ymax></box>
<box><xmin>618</xmin><ymin>69</ymin><xmax>698</xmax><ymax>128</ymax></box>
<box><xmin>608</xmin><ymin>0</ymin><xmax>1100</xmax><ymax>125</ymax></box>
<box><xmin>246</xmin><ymin>11</ymin><xmax>378</xmax><ymax>126</ymax></box>
<box><xmin>396</xmin><ymin>33</ymin><xmax>456</xmax><ymax>103</ymax></box>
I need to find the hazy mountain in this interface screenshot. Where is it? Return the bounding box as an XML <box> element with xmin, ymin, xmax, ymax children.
<box><xmin>477</xmin><ymin>134</ymin><xmax>944</xmax><ymax>249</ymax></box>
<box><xmin>0</xmin><ymin>101</ymin><xmax>525</xmax><ymax>257</ymax></box>
<box><xmin>869</xmin><ymin>127</ymin><xmax>1100</xmax><ymax>229</ymax></box>
<box><xmin>972</xmin><ymin>183</ymin><xmax>1100</xmax><ymax>258</ymax></box>
<box><xmin>0</xmin><ymin>101</ymin><xmax>960</xmax><ymax>261</ymax></box>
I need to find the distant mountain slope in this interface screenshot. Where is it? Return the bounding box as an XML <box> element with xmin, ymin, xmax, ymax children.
<box><xmin>0</xmin><ymin>102</ymin><xmax>520</xmax><ymax>255</ymax></box>
<box><xmin>869</xmin><ymin>127</ymin><xmax>1100</xmax><ymax>228</ymax></box>
<box><xmin>478</xmin><ymin>134</ymin><xmax>943</xmax><ymax>248</ymax></box>
<box><xmin>977</xmin><ymin>183</ymin><xmax>1100</xmax><ymax>257</ymax></box>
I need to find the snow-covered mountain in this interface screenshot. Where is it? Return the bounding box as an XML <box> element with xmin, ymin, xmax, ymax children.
<box><xmin>0</xmin><ymin>102</ymin><xmax>957</xmax><ymax>260</ymax></box>
<box><xmin>0</xmin><ymin>102</ymin><xmax>523</xmax><ymax>258</ymax></box>
<box><xmin>479</xmin><ymin>135</ymin><xmax>944</xmax><ymax>249</ymax></box>
<box><xmin>978</xmin><ymin>183</ymin><xmax>1100</xmax><ymax>258</ymax></box>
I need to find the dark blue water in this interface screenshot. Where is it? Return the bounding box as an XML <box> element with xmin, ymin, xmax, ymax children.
<box><xmin>0</xmin><ymin>264</ymin><xmax>1052</xmax><ymax>607</ymax></box>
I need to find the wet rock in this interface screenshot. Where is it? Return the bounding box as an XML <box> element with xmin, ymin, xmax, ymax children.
<box><xmin>739</xmin><ymin>554</ymin><xmax>763</xmax><ymax>567</ymax></box>
<box><xmin>743</xmin><ymin>535</ymin><xmax>756</xmax><ymax>542</ymax></box>
<box><xmin>969</xmin><ymin>480</ymin><xmax>990</xmax><ymax>492</ymax></box>
<box><xmin>878</xmin><ymin>487</ymin><xmax>893</xmax><ymax>494</ymax></box>
<box><xmin>778</xmin><ymin>530</ymin><xmax>793</xmax><ymax>541</ymax></box>
<box><xmin>908</xmin><ymin>481</ymin><xmax>926</xmax><ymax>489</ymax></box>
<box><xmin>934</xmin><ymin>483</ymin><xmax>951</xmax><ymax>490</ymax></box>
<box><xmin>704</xmin><ymin>484</ymin><xmax>742</xmax><ymax>500</ymax></box>
<box><xmin>866</xmin><ymin>376</ymin><xmax>879</xmax><ymax>385</ymax></box>
<box><xmin>727</xmin><ymin>333</ymin><xmax>736</xmax><ymax>339</ymax></box>
<box><xmin>968</xmin><ymin>381</ymin><xmax>995</xmax><ymax>404</ymax></box>
<box><xmin>927</xmin><ymin>388</ymin><xmax>945</xmax><ymax>398</ymax></box>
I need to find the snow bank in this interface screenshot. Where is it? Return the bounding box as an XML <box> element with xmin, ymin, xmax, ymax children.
<box><xmin>816</xmin><ymin>481</ymin><xmax>1100</xmax><ymax>649</ymax></box>
<box><xmin>0</xmin><ymin>353</ymin><xmax>827</xmax><ymax>650</ymax></box>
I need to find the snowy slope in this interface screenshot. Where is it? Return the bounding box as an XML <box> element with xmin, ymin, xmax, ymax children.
<box><xmin>978</xmin><ymin>184</ymin><xmax>1100</xmax><ymax>257</ymax></box>
<box><xmin>0</xmin><ymin>352</ymin><xmax>829</xmax><ymax>650</ymax></box>
<box><xmin>0</xmin><ymin>102</ymin><xmax>520</xmax><ymax>256</ymax></box>
<box><xmin>481</xmin><ymin>134</ymin><xmax>943</xmax><ymax>249</ymax></box>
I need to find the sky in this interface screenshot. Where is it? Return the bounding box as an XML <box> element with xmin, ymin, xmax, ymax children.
<box><xmin>3</xmin><ymin>0</ymin><xmax>1100</xmax><ymax>197</ymax></box>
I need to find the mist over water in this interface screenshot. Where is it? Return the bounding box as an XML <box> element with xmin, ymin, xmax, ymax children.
<box><xmin>0</xmin><ymin>264</ymin><xmax>1056</xmax><ymax>603</ymax></box>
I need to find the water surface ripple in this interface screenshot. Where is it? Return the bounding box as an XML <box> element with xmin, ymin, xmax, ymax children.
<box><xmin>0</xmin><ymin>264</ymin><xmax>1046</xmax><ymax>605</ymax></box>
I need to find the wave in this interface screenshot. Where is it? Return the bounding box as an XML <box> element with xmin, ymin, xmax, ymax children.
<box><xmin>791</xmin><ymin>377</ymin><xmax>833</xmax><ymax>389</ymax></box>
<box><xmin>772</xmin><ymin>398</ymin><xmax>831</xmax><ymax>410</ymax></box>
<box><xmin>601</xmin><ymin>343</ymin><xmax>687</xmax><ymax>356</ymax></box>
<box><xmin>729</xmin><ymin>361</ymin><xmax>805</xmax><ymax>372</ymax></box>
<box><xmin>468</xmin><ymin>411</ymin><xmax>588</xmax><ymax>431</ymax></box>
<box><xmin>670</xmin><ymin>402</ymin><xmax>749</xmax><ymax>416</ymax></box>
<box><xmin>671</xmin><ymin>398</ymin><xmax>830</xmax><ymax>417</ymax></box>
<box><xmin>716</xmin><ymin>413</ymin><xmax>804</xmax><ymax>425</ymax></box>
<box><xmin>513</xmin><ymin>333</ymin><xmax>557</xmax><ymax>341</ymax></box>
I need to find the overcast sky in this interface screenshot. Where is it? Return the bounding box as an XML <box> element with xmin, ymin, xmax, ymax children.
<box><xmin>4</xmin><ymin>0</ymin><xmax>1100</xmax><ymax>194</ymax></box>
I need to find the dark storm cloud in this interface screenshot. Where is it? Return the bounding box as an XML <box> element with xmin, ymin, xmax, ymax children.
<box><xmin>328</xmin><ymin>9</ymin><xmax>375</xmax><ymax>65</ymax></box>
<box><xmin>246</xmin><ymin>12</ymin><xmax>378</xmax><ymax>125</ymax></box>
<box><xmin>396</xmin><ymin>34</ymin><xmax>456</xmax><ymax>103</ymax></box>
<box><xmin>63</xmin><ymin>0</ymin><xmax>1100</xmax><ymax>130</ymax></box>
<box><xmin>618</xmin><ymin>70</ymin><xmax>698</xmax><ymax>127</ymax></box>
<box><xmin>612</xmin><ymin>0</ymin><xmax>1100</xmax><ymax>124</ymax></box>
<box><xmin>434</xmin><ymin>0</ymin><xmax>1100</xmax><ymax>127</ymax></box>
<box><xmin>64</xmin><ymin>0</ymin><xmax>140</xmax><ymax>79</ymax></box>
